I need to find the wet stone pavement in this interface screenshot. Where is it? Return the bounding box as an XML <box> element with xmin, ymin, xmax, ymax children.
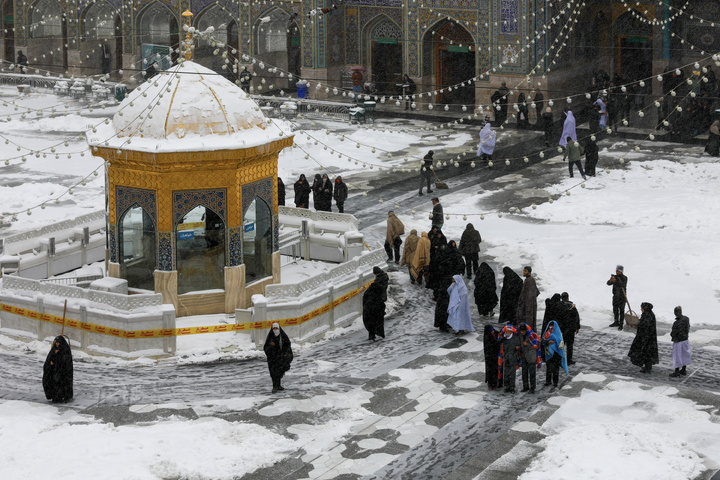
<box><xmin>2</xmin><ymin>270</ymin><xmax>720</xmax><ymax>479</ymax></box>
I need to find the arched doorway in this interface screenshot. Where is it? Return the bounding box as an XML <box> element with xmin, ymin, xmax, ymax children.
<box><xmin>431</xmin><ymin>20</ymin><xmax>475</xmax><ymax>105</ymax></box>
<box><xmin>2</xmin><ymin>0</ymin><xmax>13</xmax><ymax>63</ymax></box>
<box><xmin>29</xmin><ymin>0</ymin><xmax>67</xmax><ymax>71</ymax></box>
<box><xmin>175</xmin><ymin>204</ymin><xmax>226</xmax><ymax>295</ymax></box>
<box><xmin>138</xmin><ymin>2</ymin><xmax>177</xmax><ymax>72</ymax></box>
<box><xmin>615</xmin><ymin>10</ymin><xmax>652</xmax><ymax>82</ymax></box>
<box><xmin>254</xmin><ymin>8</ymin><xmax>290</xmax><ymax>86</ymax></box>
<box><xmin>243</xmin><ymin>197</ymin><xmax>273</xmax><ymax>285</ymax></box>
<box><xmin>369</xmin><ymin>19</ymin><xmax>402</xmax><ymax>95</ymax></box>
<box><xmin>195</xmin><ymin>5</ymin><xmax>234</xmax><ymax>76</ymax></box>
<box><xmin>82</xmin><ymin>1</ymin><xmax>117</xmax><ymax>74</ymax></box>
<box><xmin>119</xmin><ymin>205</ymin><xmax>156</xmax><ymax>291</ymax></box>
<box><xmin>287</xmin><ymin>21</ymin><xmax>300</xmax><ymax>86</ymax></box>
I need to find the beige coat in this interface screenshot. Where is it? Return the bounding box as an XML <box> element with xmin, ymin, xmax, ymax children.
<box><xmin>386</xmin><ymin>212</ymin><xmax>405</xmax><ymax>245</ymax></box>
<box><xmin>401</xmin><ymin>230</ymin><xmax>419</xmax><ymax>267</ymax></box>
<box><xmin>410</xmin><ymin>232</ymin><xmax>431</xmax><ymax>279</ymax></box>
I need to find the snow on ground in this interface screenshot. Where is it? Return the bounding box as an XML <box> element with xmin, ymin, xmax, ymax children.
<box><xmin>518</xmin><ymin>380</ymin><xmax>720</xmax><ymax>480</ymax></box>
<box><xmin>2</xmin><ymin>89</ymin><xmax>720</xmax><ymax>479</ymax></box>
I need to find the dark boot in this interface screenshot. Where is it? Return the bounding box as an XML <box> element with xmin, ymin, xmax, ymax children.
<box><xmin>669</xmin><ymin>368</ymin><xmax>681</xmax><ymax>378</ymax></box>
<box><xmin>680</xmin><ymin>366</ymin><xmax>687</xmax><ymax>376</ymax></box>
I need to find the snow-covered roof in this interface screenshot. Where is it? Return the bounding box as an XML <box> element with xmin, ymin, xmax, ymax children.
<box><xmin>87</xmin><ymin>61</ymin><xmax>289</xmax><ymax>153</ymax></box>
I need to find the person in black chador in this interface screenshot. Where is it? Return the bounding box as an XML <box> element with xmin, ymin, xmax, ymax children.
<box><xmin>628</xmin><ymin>302</ymin><xmax>659</xmax><ymax>374</ymax></box>
<box><xmin>317</xmin><ymin>174</ymin><xmax>333</xmax><ymax>211</ymax></box>
<box><xmin>541</xmin><ymin>293</ymin><xmax>562</xmax><ymax>344</ymax></box>
<box><xmin>16</xmin><ymin>50</ymin><xmax>28</xmax><ymax>74</ymax></box>
<box><xmin>433</xmin><ymin>244</ymin><xmax>454</xmax><ymax>332</ymax></box>
<box><xmin>559</xmin><ymin>292</ymin><xmax>581</xmax><ymax>365</ymax></box>
<box><xmin>446</xmin><ymin>241</ymin><xmax>466</xmax><ymax>277</ymax></box>
<box><xmin>584</xmin><ymin>138</ymin><xmax>599</xmax><ymax>176</ymax></box>
<box><xmin>293</xmin><ymin>174</ymin><xmax>311</xmax><ymax>208</ymax></box>
<box><xmin>426</xmin><ymin>228</ymin><xmax>447</xmax><ymax>298</ymax></box>
<box><xmin>264</xmin><ymin>322</ymin><xmax>293</xmax><ymax>393</ymax></box>
<box><xmin>311</xmin><ymin>174</ymin><xmax>322</xmax><ymax>208</ymax></box>
<box><xmin>459</xmin><ymin>223</ymin><xmax>482</xmax><ymax>279</ymax></box>
<box><xmin>607</xmin><ymin>265</ymin><xmax>628</xmax><ymax>330</ymax></box>
<box><xmin>483</xmin><ymin>325</ymin><xmax>501</xmax><ymax>390</ymax></box>
<box><xmin>333</xmin><ymin>176</ymin><xmax>348</xmax><ymax>213</ymax></box>
<box><xmin>541</xmin><ymin>107</ymin><xmax>553</xmax><ymax>147</ymax></box>
<box><xmin>474</xmin><ymin>262</ymin><xmax>498</xmax><ymax>317</ymax></box>
<box><xmin>533</xmin><ymin>88</ymin><xmax>544</xmax><ymax>127</ymax></box>
<box><xmin>491</xmin><ymin>82</ymin><xmax>510</xmax><ymax>125</ymax></box>
<box><xmin>363</xmin><ymin>266</ymin><xmax>389</xmax><ymax>341</ymax></box>
<box><xmin>498</xmin><ymin>267</ymin><xmax>523</xmax><ymax>325</ymax></box>
<box><xmin>43</xmin><ymin>335</ymin><xmax>73</xmax><ymax>403</ymax></box>
<box><xmin>418</xmin><ymin>150</ymin><xmax>434</xmax><ymax>195</ymax></box>
<box><xmin>277</xmin><ymin>177</ymin><xmax>286</xmax><ymax>206</ymax></box>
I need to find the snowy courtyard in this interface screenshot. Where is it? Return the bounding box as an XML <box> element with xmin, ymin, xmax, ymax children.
<box><xmin>1</xmin><ymin>85</ymin><xmax>720</xmax><ymax>479</ymax></box>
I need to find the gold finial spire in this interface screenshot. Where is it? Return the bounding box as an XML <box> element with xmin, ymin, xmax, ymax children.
<box><xmin>182</xmin><ymin>9</ymin><xmax>194</xmax><ymax>61</ymax></box>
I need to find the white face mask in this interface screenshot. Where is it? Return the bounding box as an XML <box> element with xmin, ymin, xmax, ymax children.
<box><xmin>273</xmin><ymin>328</ymin><xmax>280</xmax><ymax>337</ymax></box>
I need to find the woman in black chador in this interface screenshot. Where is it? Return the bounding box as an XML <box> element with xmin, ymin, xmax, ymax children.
<box><xmin>628</xmin><ymin>302</ymin><xmax>659</xmax><ymax>373</ymax></box>
<box><xmin>498</xmin><ymin>267</ymin><xmax>523</xmax><ymax>325</ymax></box>
<box><xmin>474</xmin><ymin>262</ymin><xmax>498</xmax><ymax>316</ymax></box>
<box><xmin>293</xmin><ymin>174</ymin><xmax>311</xmax><ymax>208</ymax></box>
<box><xmin>264</xmin><ymin>323</ymin><xmax>294</xmax><ymax>393</ymax></box>
<box><xmin>483</xmin><ymin>325</ymin><xmax>501</xmax><ymax>390</ymax></box>
<box><xmin>43</xmin><ymin>335</ymin><xmax>73</xmax><ymax>403</ymax></box>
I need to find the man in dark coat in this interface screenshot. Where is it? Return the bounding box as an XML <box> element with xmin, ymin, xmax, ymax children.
<box><xmin>474</xmin><ymin>262</ymin><xmax>498</xmax><ymax>316</ymax></box>
<box><xmin>431</xmin><ymin>197</ymin><xmax>443</xmax><ymax>230</ymax></box>
<box><xmin>317</xmin><ymin>174</ymin><xmax>333</xmax><ymax>211</ymax></box>
<box><xmin>499</xmin><ymin>267</ymin><xmax>523</xmax><ymax>325</ymax></box>
<box><xmin>293</xmin><ymin>174</ymin><xmax>311</xmax><ymax>208</ymax></box>
<box><xmin>239</xmin><ymin>67</ymin><xmax>253</xmax><ymax>93</ymax></box>
<box><xmin>516</xmin><ymin>266</ymin><xmax>540</xmax><ymax>331</ymax></box>
<box><xmin>459</xmin><ymin>223</ymin><xmax>482</xmax><ymax>279</ymax></box>
<box><xmin>264</xmin><ymin>323</ymin><xmax>293</xmax><ymax>393</ymax></box>
<box><xmin>669</xmin><ymin>305</ymin><xmax>691</xmax><ymax>377</ymax></box>
<box><xmin>628</xmin><ymin>302</ymin><xmax>659</xmax><ymax>373</ymax></box>
<box><xmin>584</xmin><ymin>138</ymin><xmax>599</xmax><ymax>176</ymax></box>
<box><xmin>277</xmin><ymin>177</ymin><xmax>286</xmax><ymax>206</ymax></box>
<box><xmin>333</xmin><ymin>176</ymin><xmax>348</xmax><ymax>213</ymax></box>
<box><xmin>559</xmin><ymin>292</ymin><xmax>580</xmax><ymax>365</ymax></box>
<box><xmin>607</xmin><ymin>265</ymin><xmax>628</xmax><ymax>330</ymax></box>
<box><xmin>418</xmin><ymin>150</ymin><xmax>434</xmax><ymax>195</ymax></box>
<box><xmin>43</xmin><ymin>335</ymin><xmax>73</xmax><ymax>403</ymax></box>
<box><xmin>363</xmin><ymin>266</ymin><xmax>389</xmax><ymax>341</ymax></box>
<box><xmin>17</xmin><ymin>50</ymin><xmax>28</xmax><ymax>74</ymax></box>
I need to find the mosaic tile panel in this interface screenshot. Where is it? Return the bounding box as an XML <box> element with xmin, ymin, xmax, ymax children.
<box><xmin>478</xmin><ymin>9</ymin><xmax>490</xmax><ymax>79</ymax></box>
<box><xmin>228</xmin><ymin>226</ymin><xmax>243</xmax><ymax>266</ymax></box>
<box><xmin>108</xmin><ymin>224</ymin><xmax>117</xmax><ymax>263</ymax></box>
<box><xmin>345</xmin><ymin>0</ymin><xmax>401</xmax><ymax>5</ymax></box>
<box><xmin>328</xmin><ymin>9</ymin><xmax>345</xmax><ymax>65</ymax></box>
<box><xmin>500</xmin><ymin>0</ymin><xmax>518</xmax><ymax>34</ymax></box>
<box><xmin>345</xmin><ymin>7</ymin><xmax>360</xmax><ymax>65</ymax></box>
<box><xmin>173</xmin><ymin>189</ymin><xmax>227</xmax><ymax>226</ymax></box>
<box><xmin>303</xmin><ymin>1</ymin><xmax>315</xmax><ymax>68</ymax></box>
<box><xmin>273</xmin><ymin>213</ymin><xmax>279</xmax><ymax>253</ymax></box>
<box><xmin>241</xmin><ymin>178</ymin><xmax>273</xmax><ymax>216</ymax></box>
<box><xmin>157</xmin><ymin>231</ymin><xmax>173</xmax><ymax>271</ymax></box>
<box><xmin>16</xmin><ymin>3</ymin><xmax>27</xmax><ymax>46</ymax></box>
<box><xmin>239</xmin><ymin>1</ymin><xmax>251</xmax><ymax>57</ymax></box>
<box><xmin>533</xmin><ymin>0</ymin><xmax>546</xmax><ymax>72</ymax></box>
<box><xmin>123</xmin><ymin>3</ymin><xmax>133</xmax><ymax>53</ymax></box>
<box><xmin>68</xmin><ymin>0</ymin><xmax>78</xmax><ymax>49</ymax></box>
<box><xmin>318</xmin><ymin>7</ymin><xmax>326</xmax><ymax>68</ymax></box>
<box><xmin>116</xmin><ymin>186</ymin><xmax>157</xmax><ymax>227</ymax></box>
<box><xmin>408</xmin><ymin>2</ymin><xmax>419</xmax><ymax>76</ymax></box>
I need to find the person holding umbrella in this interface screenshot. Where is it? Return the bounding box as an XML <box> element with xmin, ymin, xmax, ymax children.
<box><xmin>351</xmin><ymin>66</ymin><xmax>365</xmax><ymax>103</ymax></box>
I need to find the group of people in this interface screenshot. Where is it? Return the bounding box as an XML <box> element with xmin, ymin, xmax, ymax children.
<box><xmin>290</xmin><ymin>174</ymin><xmax>348</xmax><ymax>212</ymax></box>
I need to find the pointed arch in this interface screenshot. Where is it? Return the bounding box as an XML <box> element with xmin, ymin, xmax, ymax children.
<box><xmin>361</xmin><ymin>15</ymin><xmax>402</xmax><ymax>95</ymax></box>
<box><xmin>194</xmin><ymin>4</ymin><xmax>235</xmax><ymax>76</ymax></box>
<box><xmin>422</xmin><ymin>18</ymin><xmax>475</xmax><ymax>105</ymax></box>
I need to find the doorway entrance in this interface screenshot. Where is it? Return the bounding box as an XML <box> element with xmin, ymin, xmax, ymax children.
<box><xmin>433</xmin><ymin>21</ymin><xmax>475</xmax><ymax>105</ymax></box>
<box><xmin>619</xmin><ymin>36</ymin><xmax>652</xmax><ymax>81</ymax></box>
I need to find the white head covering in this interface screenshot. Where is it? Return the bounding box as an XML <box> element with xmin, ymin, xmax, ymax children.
<box><xmin>272</xmin><ymin>322</ymin><xmax>280</xmax><ymax>336</ymax></box>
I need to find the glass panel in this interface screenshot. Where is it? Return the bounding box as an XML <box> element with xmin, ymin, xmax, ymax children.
<box><xmin>119</xmin><ymin>205</ymin><xmax>156</xmax><ymax>290</ymax></box>
<box><xmin>244</xmin><ymin>197</ymin><xmax>273</xmax><ymax>284</ymax></box>
<box><xmin>31</xmin><ymin>0</ymin><xmax>62</xmax><ymax>38</ymax></box>
<box><xmin>83</xmin><ymin>2</ymin><xmax>115</xmax><ymax>40</ymax></box>
<box><xmin>176</xmin><ymin>205</ymin><xmax>225</xmax><ymax>295</ymax></box>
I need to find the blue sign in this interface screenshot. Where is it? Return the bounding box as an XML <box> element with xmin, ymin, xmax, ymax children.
<box><xmin>244</xmin><ymin>223</ymin><xmax>255</xmax><ymax>233</ymax></box>
<box><xmin>178</xmin><ymin>231</ymin><xmax>194</xmax><ymax>240</ymax></box>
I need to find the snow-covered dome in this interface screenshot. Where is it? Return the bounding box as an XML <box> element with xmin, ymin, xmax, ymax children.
<box><xmin>88</xmin><ymin>61</ymin><xmax>288</xmax><ymax>153</ymax></box>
